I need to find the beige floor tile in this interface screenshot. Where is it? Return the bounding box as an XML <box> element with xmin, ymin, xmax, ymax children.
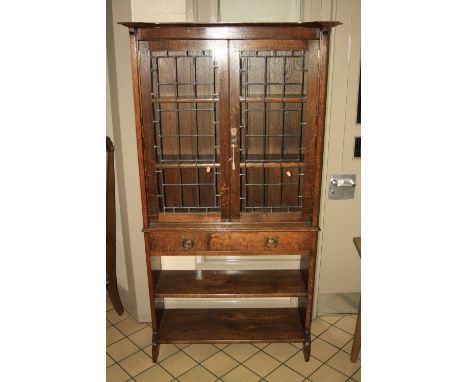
<box><xmin>319</xmin><ymin>326</ymin><xmax>353</xmax><ymax>348</ymax></box>
<box><xmin>109</xmin><ymin>339</ymin><xmax>140</xmax><ymax>361</ymax></box>
<box><xmin>310</xmin><ymin>318</ymin><xmax>331</xmax><ymax>336</ymax></box>
<box><xmin>243</xmin><ymin>351</ymin><xmax>281</xmax><ymax>377</ymax></box>
<box><xmin>134</xmin><ymin>364</ymin><xmax>173</xmax><ymax>382</ymax></box>
<box><xmin>262</xmin><ymin>343</ymin><xmax>300</xmax><ymax>362</ymax></box>
<box><xmin>326</xmin><ymin>350</ymin><xmax>360</xmax><ymax>377</ymax></box>
<box><xmin>178</xmin><ymin>365</ymin><xmax>218</xmax><ymax>382</ymax></box>
<box><xmin>107</xmin><ymin>326</ymin><xmax>125</xmax><ymax>346</ymax></box>
<box><xmin>107</xmin><ymin>320</ymin><xmax>112</xmax><ymax>328</ymax></box>
<box><xmin>107</xmin><ymin>354</ymin><xmax>115</xmax><ymax>367</ymax></box>
<box><xmin>214</xmin><ymin>343</ymin><xmax>229</xmax><ymax>349</ymax></box>
<box><xmin>115</xmin><ymin>317</ymin><xmax>148</xmax><ymax>336</ymax></box>
<box><xmin>285</xmin><ymin>352</ymin><xmax>322</xmax><ymax>378</ymax></box>
<box><xmin>318</xmin><ymin>314</ymin><xmax>344</xmax><ymax>325</ymax></box>
<box><xmin>309</xmin><ymin>364</ymin><xmax>348</xmax><ymax>382</ymax></box>
<box><xmin>252</xmin><ymin>342</ymin><xmax>269</xmax><ymax>349</ymax></box>
<box><xmin>351</xmin><ymin>368</ymin><xmax>361</xmax><ymax>381</ymax></box>
<box><xmin>106</xmin><ymin>364</ymin><xmax>131</xmax><ymax>382</ymax></box>
<box><xmin>201</xmin><ymin>351</ymin><xmax>239</xmax><ymax>377</ymax></box>
<box><xmin>310</xmin><ymin>338</ymin><xmax>340</xmax><ymax>362</ymax></box>
<box><xmin>107</xmin><ymin>309</ymin><xmax>130</xmax><ymax>325</ymax></box>
<box><xmin>223</xmin><ymin>343</ymin><xmax>259</xmax><ymax>362</ymax></box>
<box><xmin>183</xmin><ymin>344</ymin><xmax>219</xmax><ymax>362</ymax></box>
<box><xmin>291</xmin><ymin>342</ymin><xmax>303</xmax><ymax>349</ymax></box>
<box><xmin>119</xmin><ymin>350</ymin><xmax>154</xmax><ymax>377</ymax></box>
<box><xmin>222</xmin><ymin>365</ymin><xmax>262</xmax><ymax>382</ymax></box>
<box><xmin>334</xmin><ymin>316</ymin><xmax>357</xmax><ymax>335</ymax></box>
<box><xmin>160</xmin><ymin>351</ymin><xmax>198</xmax><ymax>377</ymax></box>
<box><xmin>265</xmin><ymin>365</ymin><xmax>303</xmax><ymax>382</ymax></box>
<box><xmin>107</xmin><ymin>338</ymin><xmax>140</xmax><ymax>362</ymax></box>
<box><xmin>176</xmin><ymin>343</ymin><xmax>190</xmax><ymax>349</ymax></box>
<box><xmin>128</xmin><ymin>326</ymin><xmax>152</xmax><ymax>349</ymax></box>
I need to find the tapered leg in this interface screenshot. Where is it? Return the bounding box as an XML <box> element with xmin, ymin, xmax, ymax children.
<box><xmin>107</xmin><ymin>279</ymin><xmax>124</xmax><ymax>315</ymax></box>
<box><xmin>350</xmin><ymin>301</ymin><xmax>361</xmax><ymax>362</ymax></box>
<box><xmin>152</xmin><ymin>332</ymin><xmax>160</xmax><ymax>363</ymax></box>
<box><xmin>303</xmin><ymin>331</ymin><xmax>311</xmax><ymax>361</ymax></box>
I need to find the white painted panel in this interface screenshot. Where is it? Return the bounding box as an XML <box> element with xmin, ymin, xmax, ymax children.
<box><xmin>219</xmin><ymin>0</ymin><xmax>301</xmax><ymax>22</ymax></box>
<box><xmin>131</xmin><ymin>0</ymin><xmax>187</xmax><ymax>22</ymax></box>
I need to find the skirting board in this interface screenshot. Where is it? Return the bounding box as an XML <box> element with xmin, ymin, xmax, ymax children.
<box><xmin>317</xmin><ymin>292</ymin><xmax>360</xmax><ymax>314</ymax></box>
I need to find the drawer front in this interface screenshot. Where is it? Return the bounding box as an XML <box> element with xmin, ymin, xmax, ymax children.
<box><xmin>209</xmin><ymin>232</ymin><xmax>313</xmax><ymax>252</ymax></box>
<box><xmin>149</xmin><ymin>232</ymin><xmax>211</xmax><ymax>252</ymax></box>
<box><xmin>149</xmin><ymin>230</ymin><xmax>314</xmax><ymax>255</ymax></box>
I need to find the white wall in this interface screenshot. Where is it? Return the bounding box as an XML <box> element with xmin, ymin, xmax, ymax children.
<box><xmin>107</xmin><ymin>0</ymin><xmax>189</xmax><ymax>322</ymax></box>
<box><xmin>106</xmin><ymin>64</ymin><xmax>128</xmax><ymax>291</ymax></box>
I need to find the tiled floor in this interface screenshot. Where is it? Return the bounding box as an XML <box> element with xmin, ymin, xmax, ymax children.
<box><xmin>107</xmin><ymin>296</ymin><xmax>360</xmax><ymax>382</ymax></box>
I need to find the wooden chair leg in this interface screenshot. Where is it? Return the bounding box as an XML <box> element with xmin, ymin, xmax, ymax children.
<box><xmin>350</xmin><ymin>301</ymin><xmax>361</xmax><ymax>362</ymax></box>
<box><xmin>107</xmin><ymin>136</ymin><xmax>124</xmax><ymax>315</ymax></box>
<box><xmin>107</xmin><ymin>278</ymin><xmax>124</xmax><ymax>315</ymax></box>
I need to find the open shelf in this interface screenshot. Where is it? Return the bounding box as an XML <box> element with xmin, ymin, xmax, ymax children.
<box><xmin>157</xmin><ymin>308</ymin><xmax>304</xmax><ymax>343</ymax></box>
<box><xmin>153</xmin><ymin>270</ymin><xmax>307</xmax><ymax>298</ymax></box>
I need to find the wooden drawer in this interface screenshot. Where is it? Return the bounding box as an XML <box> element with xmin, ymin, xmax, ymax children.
<box><xmin>148</xmin><ymin>230</ymin><xmax>315</xmax><ymax>255</ymax></box>
<box><xmin>210</xmin><ymin>231</ymin><xmax>313</xmax><ymax>252</ymax></box>
<box><xmin>149</xmin><ymin>232</ymin><xmax>211</xmax><ymax>252</ymax></box>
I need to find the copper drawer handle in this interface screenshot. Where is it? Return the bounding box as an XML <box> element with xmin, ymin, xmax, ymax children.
<box><xmin>265</xmin><ymin>236</ymin><xmax>279</xmax><ymax>249</ymax></box>
<box><xmin>181</xmin><ymin>237</ymin><xmax>195</xmax><ymax>250</ymax></box>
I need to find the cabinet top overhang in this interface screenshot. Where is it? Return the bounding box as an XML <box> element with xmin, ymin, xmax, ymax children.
<box><xmin>119</xmin><ymin>21</ymin><xmax>341</xmax><ymax>40</ymax></box>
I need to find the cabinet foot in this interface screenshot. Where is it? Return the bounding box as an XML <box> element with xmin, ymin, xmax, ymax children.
<box><xmin>152</xmin><ymin>332</ymin><xmax>159</xmax><ymax>363</ymax></box>
<box><xmin>303</xmin><ymin>331</ymin><xmax>311</xmax><ymax>362</ymax></box>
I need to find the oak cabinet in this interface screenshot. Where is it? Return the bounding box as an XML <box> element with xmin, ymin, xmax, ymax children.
<box><xmin>120</xmin><ymin>21</ymin><xmax>340</xmax><ymax>362</ymax></box>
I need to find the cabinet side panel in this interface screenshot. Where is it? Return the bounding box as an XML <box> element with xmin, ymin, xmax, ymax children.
<box><xmin>301</xmin><ymin>40</ymin><xmax>320</xmax><ymax>221</ymax></box>
<box><xmin>139</xmin><ymin>41</ymin><xmax>160</xmax><ymax>223</ymax></box>
<box><xmin>128</xmin><ymin>33</ymin><xmax>159</xmax><ymax>329</ymax></box>
<box><xmin>311</xmin><ymin>30</ymin><xmax>331</xmax><ymax>227</ymax></box>
<box><xmin>129</xmin><ymin>33</ymin><xmax>150</xmax><ymax>227</ymax></box>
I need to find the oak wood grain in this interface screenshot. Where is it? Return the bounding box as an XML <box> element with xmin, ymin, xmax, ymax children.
<box><xmin>153</xmin><ymin>270</ymin><xmax>307</xmax><ymax>298</ymax></box>
<box><xmin>157</xmin><ymin>308</ymin><xmax>305</xmax><ymax>343</ymax></box>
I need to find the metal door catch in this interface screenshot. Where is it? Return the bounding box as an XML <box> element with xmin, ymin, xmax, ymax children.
<box><xmin>329</xmin><ymin>174</ymin><xmax>357</xmax><ymax>200</ymax></box>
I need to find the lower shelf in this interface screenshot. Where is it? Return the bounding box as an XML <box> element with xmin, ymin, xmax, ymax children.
<box><xmin>156</xmin><ymin>308</ymin><xmax>304</xmax><ymax>344</ymax></box>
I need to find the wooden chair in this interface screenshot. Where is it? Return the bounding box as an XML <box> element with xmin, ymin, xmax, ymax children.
<box><xmin>107</xmin><ymin>137</ymin><xmax>124</xmax><ymax>315</ymax></box>
<box><xmin>350</xmin><ymin>236</ymin><xmax>361</xmax><ymax>362</ymax></box>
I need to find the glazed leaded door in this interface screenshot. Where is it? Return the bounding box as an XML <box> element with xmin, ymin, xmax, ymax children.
<box><xmin>139</xmin><ymin>39</ymin><xmax>319</xmax><ymax>224</ymax></box>
<box><xmin>138</xmin><ymin>40</ymin><xmax>229</xmax><ymax>223</ymax></box>
<box><xmin>229</xmin><ymin>40</ymin><xmax>320</xmax><ymax>222</ymax></box>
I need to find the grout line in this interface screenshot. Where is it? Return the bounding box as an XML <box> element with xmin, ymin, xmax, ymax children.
<box><xmin>107</xmin><ymin>362</ymin><xmax>132</xmax><ymax>381</ymax></box>
<box><xmin>349</xmin><ymin>366</ymin><xmax>361</xmax><ymax>381</ymax></box>
<box><xmin>178</xmin><ymin>345</ymin><xmax>226</xmax><ymax>380</ymax></box>
<box><xmin>216</xmin><ymin>344</ymin><xmax>265</xmax><ymax>379</ymax></box>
